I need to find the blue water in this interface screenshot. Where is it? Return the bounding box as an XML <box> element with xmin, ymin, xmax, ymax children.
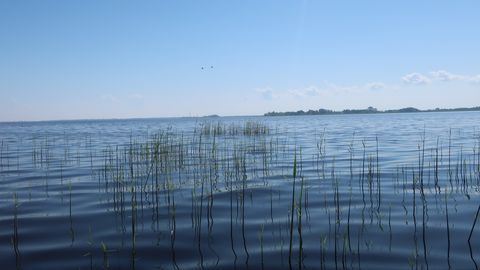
<box><xmin>0</xmin><ymin>112</ymin><xmax>479</xmax><ymax>269</ymax></box>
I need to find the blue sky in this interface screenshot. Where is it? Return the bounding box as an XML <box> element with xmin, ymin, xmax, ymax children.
<box><xmin>1</xmin><ymin>1</ymin><xmax>479</xmax><ymax>121</ymax></box>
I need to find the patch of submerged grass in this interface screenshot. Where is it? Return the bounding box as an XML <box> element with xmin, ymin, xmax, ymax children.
<box><xmin>197</xmin><ymin>121</ymin><xmax>270</xmax><ymax>137</ymax></box>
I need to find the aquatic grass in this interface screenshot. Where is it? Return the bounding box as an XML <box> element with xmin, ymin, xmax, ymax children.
<box><xmin>0</xmin><ymin>139</ymin><xmax>4</xmax><ymax>171</ymax></box>
<box><xmin>320</xmin><ymin>234</ymin><xmax>327</xmax><ymax>270</ymax></box>
<box><xmin>12</xmin><ymin>193</ymin><xmax>20</xmax><ymax>270</ymax></box>
<box><xmin>2</xmin><ymin>119</ymin><xmax>480</xmax><ymax>269</ymax></box>
<box><xmin>444</xmin><ymin>188</ymin><xmax>451</xmax><ymax>268</ymax></box>
<box><xmin>130</xmin><ymin>186</ymin><xmax>137</xmax><ymax>269</ymax></box>
<box><xmin>297</xmin><ymin>173</ymin><xmax>305</xmax><ymax>269</ymax></box>
<box><xmin>83</xmin><ymin>226</ymin><xmax>94</xmax><ymax>270</ymax></box>
<box><xmin>468</xmin><ymin>205</ymin><xmax>480</xmax><ymax>244</ymax></box>
<box><xmin>258</xmin><ymin>223</ymin><xmax>265</xmax><ymax>270</ymax></box>
<box><xmin>100</xmin><ymin>241</ymin><xmax>112</xmax><ymax>270</ymax></box>
<box><xmin>468</xmin><ymin>205</ymin><xmax>480</xmax><ymax>269</ymax></box>
<box><xmin>197</xmin><ymin>121</ymin><xmax>270</xmax><ymax>137</ymax></box>
<box><xmin>68</xmin><ymin>181</ymin><xmax>75</xmax><ymax>246</ymax></box>
<box><xmin>288</xmin><ymin>150</ymin><xmax>297</xmax><ymax>269</ymax></box>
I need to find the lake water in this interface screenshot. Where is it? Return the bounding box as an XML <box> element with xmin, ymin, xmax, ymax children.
<box><xmin>1</xmin><ymin>112</ymin><xmax>479</xmax><ymax>269</ymax></box>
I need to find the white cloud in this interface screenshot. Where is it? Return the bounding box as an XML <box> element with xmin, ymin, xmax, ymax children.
<box><xmin>288</xmin><ymin>82</ymin><xmax>389</xmax><ymax>98</ymax></box>
<box><xmin>364</xmin><ymin>82</ymin><xmax>386</xmax><ymax>90</ymax></box>
<box><xmin>402</xmin><ymin>70</ymin><xmax>480</xmax><ymax>85</ymax></box>
<box><xmin>324</xmin><ymin>82</ymin><xmax>356</xmax><ymax>94</ymax></box>
<box><xmin>289</xmin><ymin>86</ymin><xmax>323</xmax><ymax>97</ymax></box>
<box><xmin>256</xmin><ymin>88</ymin><xmax>277</xmax><ymax>100</ymax></box>
<box><xmin>257</xmin><ymin>69</ymin><xmax>478</xmax><ymax>102</ymax></box>
<box><xmin>470</xmin><ymin>75</ymin><xmax>480</xmax><ymax>83</ymax></box>
<box><xmin>430</xmin><ymin>70</ymin><xmax>480</xmax><ymax>83</ymax></box>
<box><xmin>402</xmin><ymin>73</ymin><xmax>431</xmax><ymax>85</ymax></box>
<box><xmin>430</xmin><ymin>70</ymin><xmax>466</xmax><ymax>81</ymax></box>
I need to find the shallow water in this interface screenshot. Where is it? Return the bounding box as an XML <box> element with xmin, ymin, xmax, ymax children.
<box><xmin>1</xmin><ymin>112</ymin><xmax>479</xmax><ymax>269</ymax></box>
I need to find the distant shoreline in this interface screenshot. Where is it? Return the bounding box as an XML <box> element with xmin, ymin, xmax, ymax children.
<box><xmin>2</xmin><ymin>107</ymin><xmax>479</xmax><ymax>123</ymax></box>
<box><xmin>264</xmin><ymin>106</ymin><xmax>480</xmax><ymax>116</ymax></box>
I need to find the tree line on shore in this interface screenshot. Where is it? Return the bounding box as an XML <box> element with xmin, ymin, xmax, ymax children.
<box><xmin>264</xmin><ymin>106</ymin><xmax>480</xmax><ymax>116</ymax></box>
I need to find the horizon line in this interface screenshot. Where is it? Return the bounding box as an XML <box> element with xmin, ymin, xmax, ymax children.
<box><xmin>1</xmin><ymin>105</ymin><xmax>479</xmax><ymax>124</ymax></box>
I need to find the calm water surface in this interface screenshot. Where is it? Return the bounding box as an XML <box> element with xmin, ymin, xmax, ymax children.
<box><xmin>0</xmin><ymin>112</ymin><xmax>479</xmax><ymax>269</ymax></box>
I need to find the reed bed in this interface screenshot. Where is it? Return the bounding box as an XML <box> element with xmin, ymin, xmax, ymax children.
<box><xmin>1</xmin><ymin>121</ymin><xmax>479</xmax><ymax>269</ymax></box>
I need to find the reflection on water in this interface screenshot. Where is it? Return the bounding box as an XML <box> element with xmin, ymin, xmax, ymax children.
<box><xmin>0</xmin><ymin>112</ymin><xmax>479</xmax><ymax>270</ymax></box>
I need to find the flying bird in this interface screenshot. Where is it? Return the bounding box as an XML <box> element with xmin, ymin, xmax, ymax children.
<box><xmin>201</xmin><ymin>66</ymin><xmax>213</xmax><ymax>70</ymax></box>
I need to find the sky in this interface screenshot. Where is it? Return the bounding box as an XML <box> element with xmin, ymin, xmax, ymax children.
<box><xmin>0</xmin><ymin>0</ymin><xmax>479</xmax><ymax>121</ymax></box>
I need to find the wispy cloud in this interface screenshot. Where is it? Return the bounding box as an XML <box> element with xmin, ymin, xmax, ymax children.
<box><xmin>257</xmin><ymin>69</ymin><xmax>478</xmax><ymax>102</ymax></box>
<box><xmin>324</xmin><ymin>82</ymin><xmax>357</xmax><ymax>94</ymax></box>
<box><xmin>402</xmin><ymin>73</ymin><xmax>431</xmax><ymax>85</ymax></box>
<box><xmin>100</xmin><ymin>94</ymin><xmax>120</xmax><ymax>103</ymax></box>
<box><xmin>471</xmin><ymin>75</ymin><xmax>480</xmax><ymax>83</ymax></box>
<box><xmin>430</xmin><ymin>70</ymin><xmax>465</xmax><ymax>81</ymax></box>
<box><xmin>287</xmin><ymin>81</ymin><xmax>389</xmax><ymax>98</ymax></box>
<box><xmin>128</xmin><ymin>94</ymin><xmax>144</xmax><ymax>100</ymax></box>
<box><xmin>364</xmin><ymin>82</ymin><xmax>386</xmax><ymax>90</ymax></box>
<box><xmin>289</xmin><ymin>86</ymin><xmax>323</xmax><ymax>97</ymax></box>
<box><xmin>256</xmin><ymin>87</ymin><xmax>277</xmax><ymax>100</ymax></box>
<box><xmin>430</xmin><ymin>70</ymin><xmax>480</xmax><ymax>83</ymax></box>
<box><xmin>403</xmin><ymin>70</ymin><xmax>480</xmax><ymax>85</ymax></box>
